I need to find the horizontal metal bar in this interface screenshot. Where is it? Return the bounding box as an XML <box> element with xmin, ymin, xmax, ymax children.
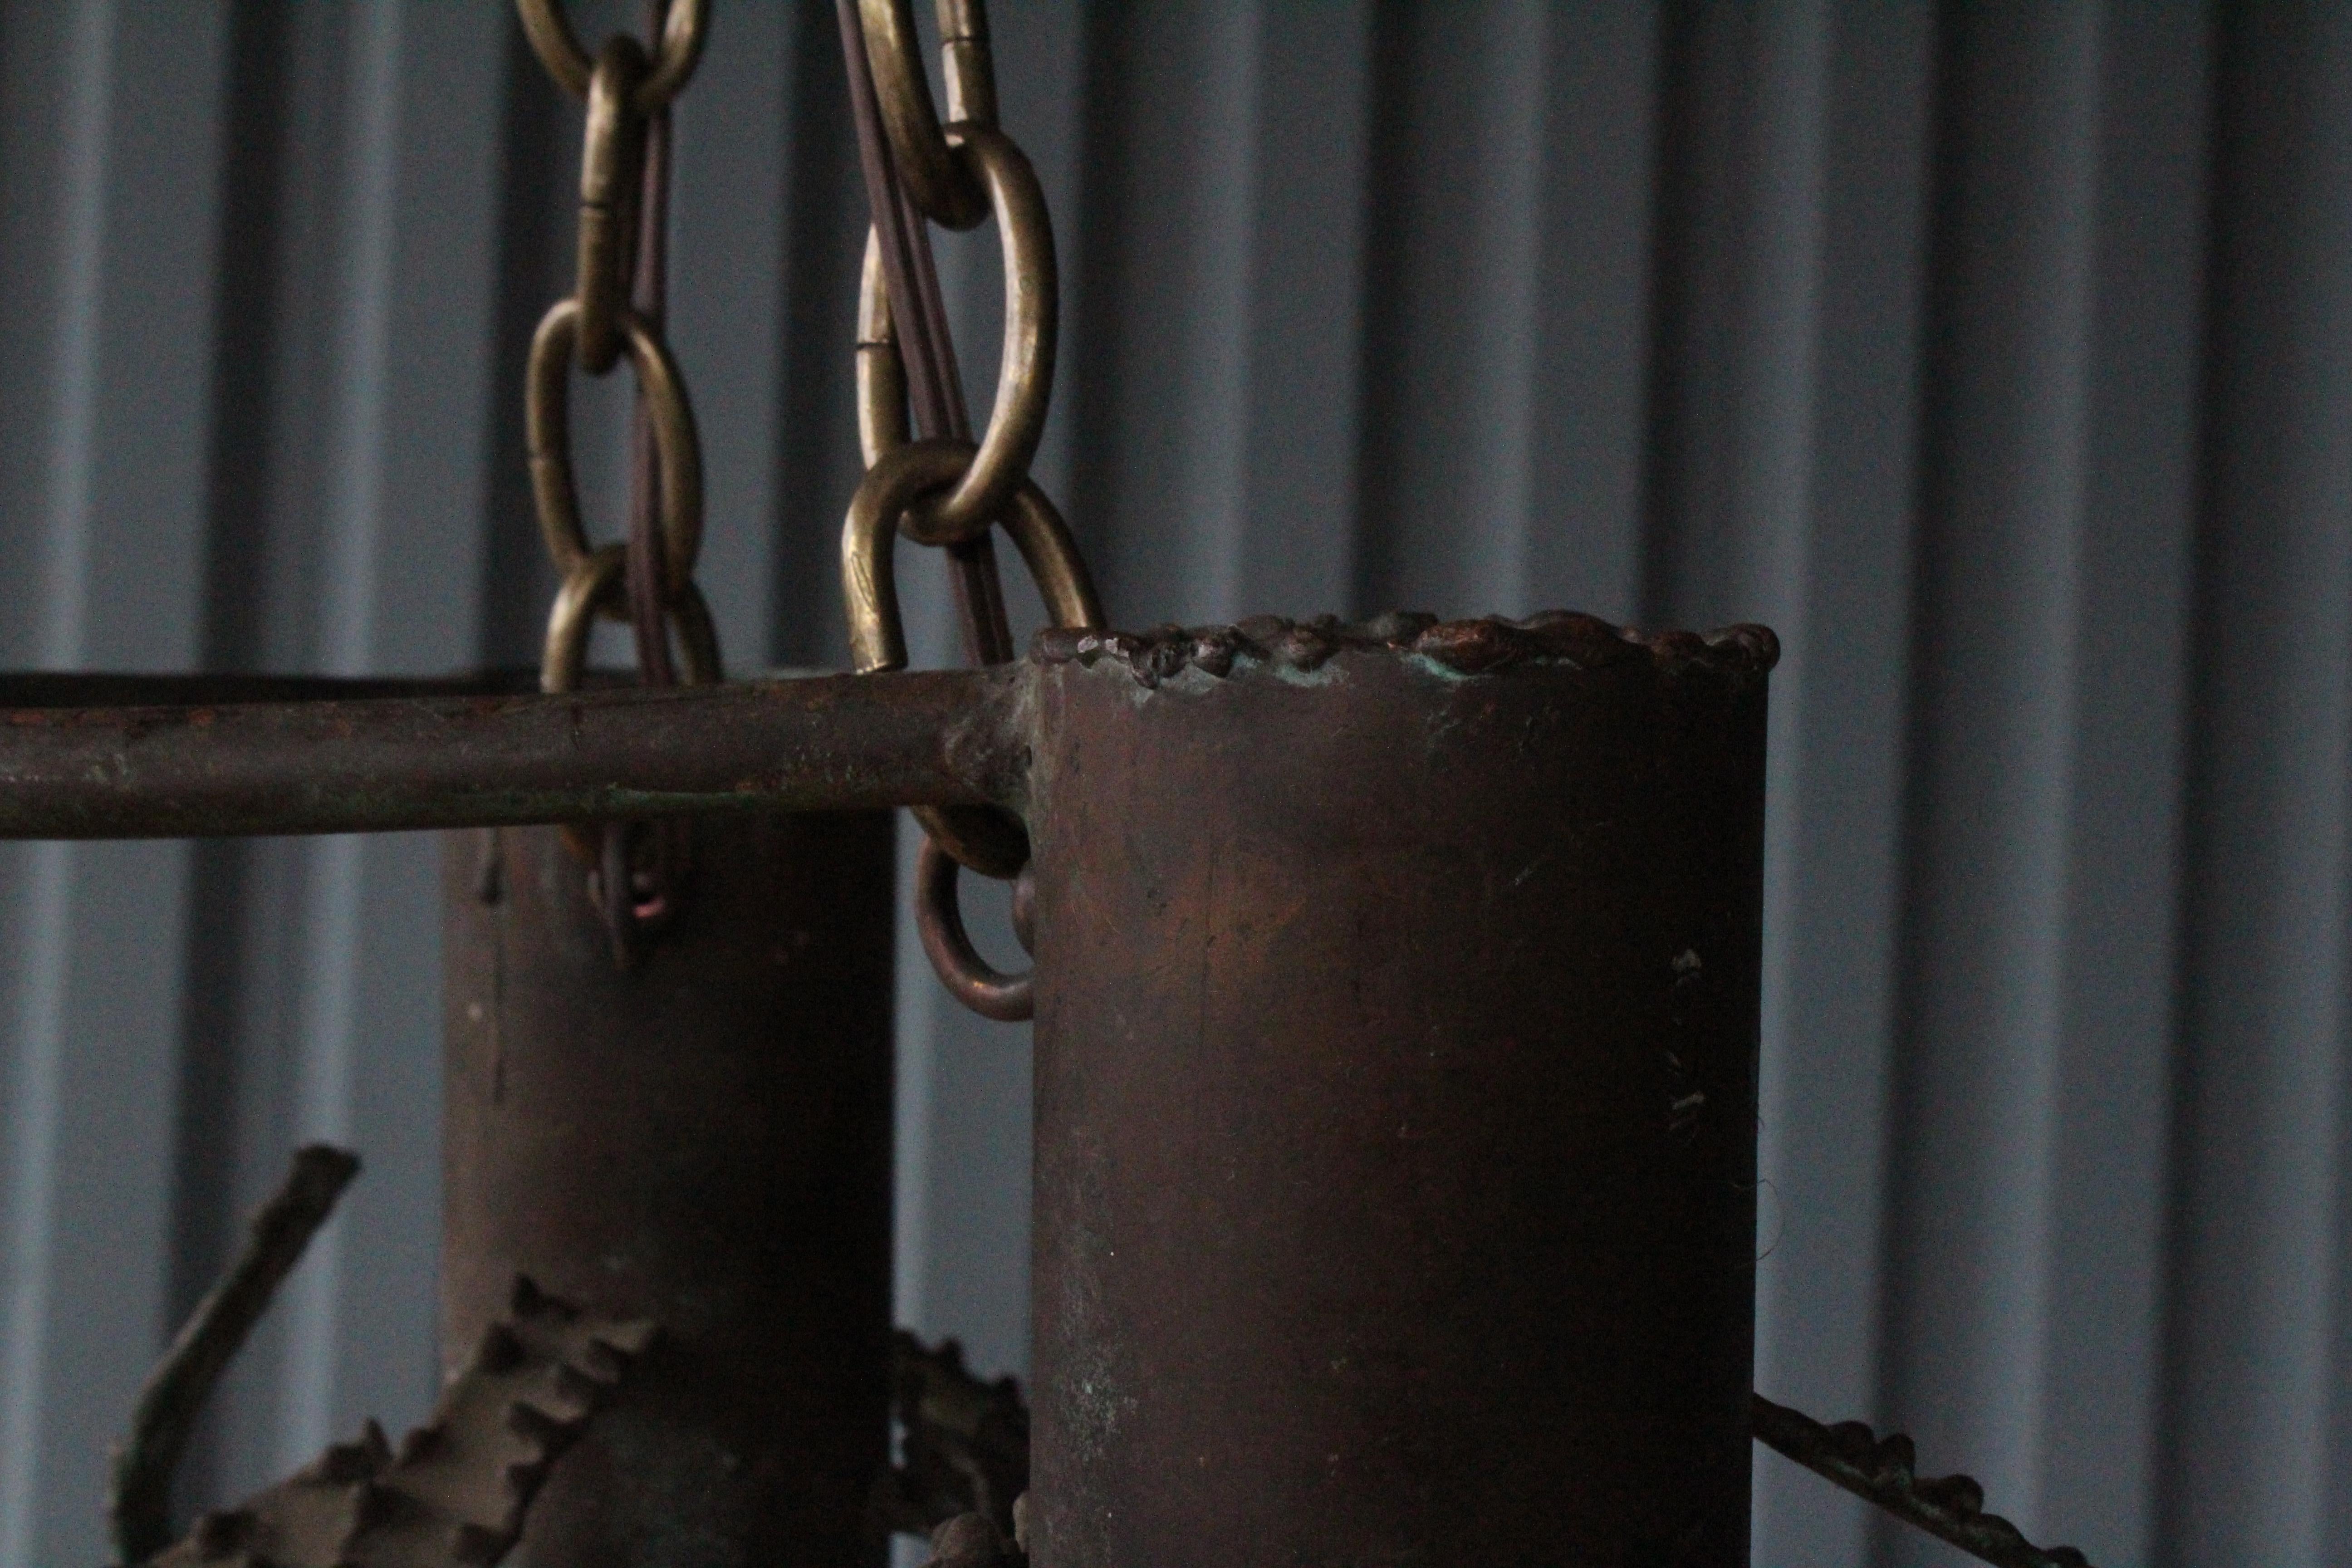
<box><xmin>0</xmin><ymin>668</ymin><xmax>1020</xmax><ymax>839</ymax></box>
<box><xmin>0</xmin><ymin>671</ymin><xmax>541</xmax><ymax>708</ymax></box>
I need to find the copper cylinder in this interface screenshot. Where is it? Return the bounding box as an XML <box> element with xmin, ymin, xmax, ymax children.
<box><xmin>1024</xmin><ymin>615</ymin><xmax>1775</xmax><ymax>1568</ymax></box>
<box><xmin>441</xmin><ymin>813</ymin><xmax>895</xmax><ymax>1568</ymax></box>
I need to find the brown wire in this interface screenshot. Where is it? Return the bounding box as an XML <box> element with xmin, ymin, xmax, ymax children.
<box><xmin>627</xmin><ymin>0</ymin><xmax>676</xmax><ymax>686</ymax></box>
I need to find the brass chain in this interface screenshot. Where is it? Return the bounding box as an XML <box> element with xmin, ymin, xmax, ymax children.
<box><xmin>518</xmin><ymin>0</ymin><xmax>715</xmax><ymax>969</ymax></box>
<box><xmin>838</xmin><ymin>0</ymin><xmax>1103</xmax><ymax>1020</ymax></box>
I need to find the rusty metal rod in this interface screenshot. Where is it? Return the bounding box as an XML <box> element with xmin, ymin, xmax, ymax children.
<box><xmin>0</xmin><ymin>672</ymin><xmax>537</xmax><ymax>707</ymax></box>
<box><xmin>0</xmin><ymin>668</ymin><xmax>1018</xmax><ymax>839</ymax></box>
<box><xmin>110</xmin><ymin>1145</ymin><xmax>359</xmax><ymax>1566</ymax></box>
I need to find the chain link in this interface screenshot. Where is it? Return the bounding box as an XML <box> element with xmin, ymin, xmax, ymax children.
<box><xmin>838</xmin><ymin>0</ymin><xmax>1105</xmax><ymax>1018</ymax></box>
<box><xmin>519</xmin><ymin>0</ymin><xmax>716</xmax><ymax>969</ymax></box>
<box><xmin>843</xmin><ymin>440</ymin><xmax>1097</xmax><ymax>676</ymax></box>
<box><xmin>854</xmin><ymin>134</ymin><xmax>1058</xmax><ymax>546</ymax></box>
<box><xmin>527</xmin><ymin>302</ymin><xmax>703</xmax><ymax>590</ymax></box>
<box><xmin>517</xmin><ymin>0</ymin><xmax>707</xmax><ymax>111</ymax></box>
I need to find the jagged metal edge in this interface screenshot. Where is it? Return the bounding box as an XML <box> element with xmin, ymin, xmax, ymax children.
<box><xmin>156</xmin><ymin>1308</ymin><xmax>2085</xmax><ymax>1568</ymax></box>
<box><xmin>885</xmin><ymin>1343</ymin><xmax>2097</xmax><ymax>1568</ymax></box>
<box><xmin>1751</xmin><ymin>1394</ymin><xmax>2092</xmax><ymax>1568</ymax></box>
<box><xmin>1031</xmin><ymin>611</ymin><xmax>1779</xmax><ymax>687</ymax></box>
<box><xmin>888</xmin><ymin>1331</ymin><xmax>1029</xmax><ymax>1543</ymax></box>
<box><xmin>151</xmin><ymin>1279</ymin><xmax>655</xmax><ymax>1568</ymax></box>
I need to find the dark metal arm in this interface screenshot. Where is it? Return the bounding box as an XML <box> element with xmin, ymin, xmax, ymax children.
<box><xmin>0</xmin><ymin>667</ymin><xmax>1020</xmax><ymax>839</ymax></box>
<box><xmin>110</xmin><ymin>1146</ymin><xmax>359</xmax><ymax>1565</ymax></box>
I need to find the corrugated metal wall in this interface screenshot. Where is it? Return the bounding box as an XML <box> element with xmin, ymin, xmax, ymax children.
<box><xmin>0</xmin><ymin>4</ymin><xmax>2345</xmax><ymax>1566</ymax></box>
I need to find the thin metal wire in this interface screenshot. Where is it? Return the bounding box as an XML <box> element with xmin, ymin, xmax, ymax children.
<box><xmin>625</xmin><ymin>0</ymin><xmax>675</xmax><ymax>686</ymax></box>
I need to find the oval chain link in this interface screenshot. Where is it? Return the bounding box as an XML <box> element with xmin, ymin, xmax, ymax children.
<box><xmin>842</xmin><ymin>0</ymin><xmax>1106</xmax><ymax>1017</ymax></box>
<box><xmin>854</xmin><ymin>131</ymin><xmax>1057</xmax><ymax>546</ymax></box>
<box><xmin>527</xmin><ymin>300</ymin><xmax>704</xmax><ymax>593</ymax></box>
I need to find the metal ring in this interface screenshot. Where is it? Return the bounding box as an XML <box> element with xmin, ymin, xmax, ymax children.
<box><xmin>855</xmin><ymin>133</ymin><xmax>1056</xmax><ymax>545</ymax></box>
<box><xmin>539</xmin><ymin>546</ymin><xmax>721</xmax><ymax>696</ymax></box>
<box><xmin>914</xmin><ymin>836</ymin><xmax>1032</xmax><ymax>1022</ymax></box>
<box><xmin>515</xmin><ymin>0</ymin><xmax>709</xmax><ymax>111</ymax></box>
<box><xmin>915</xmin><ymin>803</ymin><xmax>1028</xmax><ymax>880</ymax></box>
<box><xmin>843</xmin><ymin>439</ymin><xmax>1101</xmax><ymax>674</ymax></box>
<box><xmin>527</xmin><ymin>299</ymin><xmax>705</xmax><ymax>591</ymax></box>
<box><xmin>857</xmin><ymin>0</ymin><xmax>988</xmax><ymax>229</ymax></box>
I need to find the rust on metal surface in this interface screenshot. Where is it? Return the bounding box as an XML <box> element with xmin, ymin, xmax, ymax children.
<box><xmin>0</xmin><ymin>673</ymin><xmax>536</xmax><ymax>707</ymax></box>
<box><xmin>1029</xmin><ymin>608</ymin><xmax>1779</xmax><ymax>684</ymax></box>
<box><xmin>151</xmin><ymin>1278</ymin><xmax>654</xmax><ymax>1568</ymax></box>
<box><xmin>0</xmin><ymin>615</ymin><xmax>2090</xmax><ymax>1562</ymax></box>
<box><xmin>0</xmin><ymin>617</ymin><xmax>1776</xmax><ymax>843</ymax></box>
<box><xmin>1024</xmin><ymin>616</ymin><xmax>1774</xmax><ymax>1567</ymax></box>
<box><xmin>0</xmin><ymin>668</ymin><xmax>1016</xmax><ymax>839</ymax></box>
<box><xmin>442</xmin><ymin>813</ymin><xmax>895</xmax><ymax>1568</ymax></box>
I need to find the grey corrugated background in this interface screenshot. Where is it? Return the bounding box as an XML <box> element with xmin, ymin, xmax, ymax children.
<box><xmin>0</xmin><ymin>4</ymin><xmax>2345</xmax><ymax>1566</ymax></box>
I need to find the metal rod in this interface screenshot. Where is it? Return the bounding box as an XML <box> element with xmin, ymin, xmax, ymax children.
<box><xmin>0</xmin><ymin>668</ymin><xmax>1018</xmax><ymax>839</ymax></box>
<box><xmin>109</xmin><ymin>1146</ymin><xmax>359</xmax><ymax>1566</ymax></box>
<box><xmin>0</xmin><ymin>672</ymin><xmax>537</xmax><ymax>706</ymax></box>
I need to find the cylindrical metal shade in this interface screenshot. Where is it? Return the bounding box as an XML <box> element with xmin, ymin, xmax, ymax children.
<box><xmin>1024</xmin><ymin>615</ymin><xmax>1774</xmax><ymax>1568</ymax></box>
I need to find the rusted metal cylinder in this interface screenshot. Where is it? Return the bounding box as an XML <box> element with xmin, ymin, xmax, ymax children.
<box><xmin>1024</xmin><ymin>614</ymin><xmax>1775</xmax><ymax>1568</ymax></box>
<box><xmin>441</xmin><ymin>813</ymin><xmax>895</xmax><ymax>1568</ymax></box>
